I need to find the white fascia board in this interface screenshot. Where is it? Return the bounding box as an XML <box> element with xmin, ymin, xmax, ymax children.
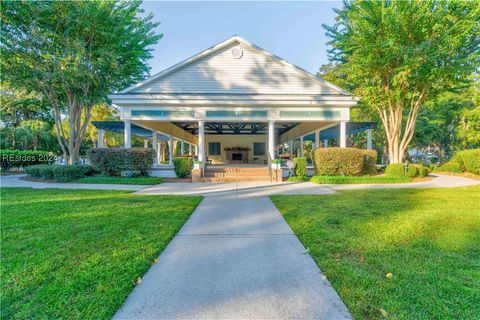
<box><xmin>108</xmin><ymin>93</ymin><xmax>359</xmax><ymax>102</ymax></box>
<box><xmin>112</xmin><ymin>100</ymin><xmax>358</xmax><ymax>108</ymax></box>
<box><xmin>124</xmin><ymin>106</ymin><xmax>349</xmax><ymax>122</ymax></box>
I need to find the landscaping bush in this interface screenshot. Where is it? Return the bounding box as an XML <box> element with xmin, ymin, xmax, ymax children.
<box><xmin>362</xmin><ymin>149</ymin><xmax>378</xmax><ymax>174</ymax></box>
<box><xmin>87</xmin><ymin>148</ymin><xmax>154</xmax><ymax>176</ymax></box>
<box><xmin>52</xmin><ymin>165</ymin><xmax>90</xmax><ymax>182</ymax></box>
<box><xmin>25</xmin><ymin>164</ymin><xmax>53</xmax><ymax>180</ymax></box>
<box><xmin>434</xmin><ymin>162</ymin><xmax>463</xmax><ymax>173</ymax></box>
<box><xmin>293</xmin><ymin>157</ymin><xmax>307</xmax><ymax>177</ymax></box>
<box><xmin>173</xmin><ymin>157</ymin><xmax>193</xmax><ymax>178</ymax></box>
<box><xmin>410</xmin><ymin>164</ymin><xmax>428</xmax><ymax>177</ymax></box>
<box><xmin>25</xmin><ymin>164</ymin><xmax>93</xmax><ymax>182</ymax></box>
<box><xmin>385</xmin><ymin>163</ymin><xmax>406</xmax><ymax>176</ymax></box>
<box><xmin>453</xmin><ymin>149</ymin><xmax>480</xmax><ymax>174</ymax></box>
<box><xmin>0</xmin><ymin>150</ymin><xmax>53</xmax><ymax>170</ymax></box>
<box><xmin>405</xmin><ymin>164</ymin><xmax>419</xmax><ymax>178</ymax></box>
<box><xmin>313</xmin><ymin>148</ymin><xmax>370</xmax><ymax>176</ymax></box>
<box><xmin>386</xmin><ymin>163</ymin><xmax>427</xmax><ymax>178</ymax></box>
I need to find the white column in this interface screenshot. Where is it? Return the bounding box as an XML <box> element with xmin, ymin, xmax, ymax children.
<box><xmin>314</xmin><ymin>129</ymin><xmax>320</xmax><ymax>150</ymax></box>
<box><xmin>340</xmin><ymin>121</ymin><xmax>347</xmax><ymax>148</ymax></box>
<box><xmin>367</xmin><ymin>129</ymin><xmax>373</xmax><ymax>150</ymax></box>
<box><xmin>198</xmin><ymin>121</ymin><xmax>205</xmax><ymax>162</ymax></box>
<box><xmin>324</xmin><ymin>139</ymin><xmax>329</xmax><ymax>148</ymax></box>
<box><xmin>189</xmin><ymin>143</ymin><xmax>192</xmax><ymax>155</ymax></box>
<box><xmin>168</xmin><ymin>136</ymin><xmax>174</xmax><ymax>165</ymax></box>
<box><xmin>289</xmin><ymin>140</ymin><xmax>294</xmax><ymax>156</ymax></box>
<box><xmin>299</xmin><ymin>136</ymin><xmax>304</xmax><ymax>157</ymax></box>
<box><xmin>181</xmin><ymin>140</ymin><xmax>185</xmax><ymax>156</ymax></box>
<box><xmin>144</xmin><ymin>139</ymin><xmax>148</xmax><ymax>148</ymax></box>
<box><xmin>156</xmin><ymin>142</ymin><xmax>161</xmax><ymax>164</ymax></box>
<box><xmin>97</xmin><ymin>129</ymin><xmax>104</xmax><ymax>148</ymax></box>
<box><xmin>124</xmin><ymin>120</ymin><xmax>131</xmax><ymax>148</ymax></box>
<box><xmin>152</xmin><ymin>132</ymin><xmax>158</xmax><ymax>164</ymax></box>
<box><xmin>268</xmin><ymin>121</ymin><xmax>275</xmax><ymax>161</ymax></box>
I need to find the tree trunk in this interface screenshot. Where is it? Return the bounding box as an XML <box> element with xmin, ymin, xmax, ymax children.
<box><xmin>378</xmin><ymin>85</ymin><xmax>430</xmax><ymax>164</ymax></box>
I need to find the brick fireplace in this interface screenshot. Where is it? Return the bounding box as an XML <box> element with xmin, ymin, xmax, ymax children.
<box><xmin>225</xmin><ymin>147</ymin><xmax>249</xmax><ymax>164</ymax></box>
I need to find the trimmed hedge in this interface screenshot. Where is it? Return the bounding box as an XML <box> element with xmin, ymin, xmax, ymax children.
<box><xmin>87</xmin><ymin>148</ymin><xmax>154</xmax><ymax>176</ymax></box>
<box><xmin>386</xmin><ymin>163</ymin><xmax>428</xmax><ymax>178</ymax></box>
<box><xmin>173</xmin><ymin>157</ymin><xmax>193</xmax><ymax>178</ymax></box>
<box><xmin>410</xmin><ymin>164</ymin><xmax>428</xmax><ymax>177</ymax></box>
<box><xmin>293</xmin><ymin>157</ymin><xmax>307</xmax><ymax>177</ymax></box>
<box><xmin>25</xmin><ymin>164</ymin><xmax>54</xmax><ymax>180</ymax></box>
<box><xmin>313</xmin><ymin>148</ymin><xmax>377</xmax><ymax>176</ymax></box>
<box><xmin>385</xmin><ymin>163</ymin><xmax>405</xmax><ymax>176</ymax></box>
<box><xmin>453</xmin><ymin>149</ymin><xmax>480</xmax><ymax>174</ymax></box>
<box><xmin>25</xmin><ymin>164</ymin><xmax>93</xmax><ymax>182</ymax></box>
<box><xmin>433</xmin><ymin>162</ymin><xmax>463</xmax><ymax>173</ymax></box>
<box><xmin>362</xmin><ymin>149</ymin><xmax>378</xmax><ymax>174</ymax></box>
<box><xmin>0</xmin><ymin>150</ymin><xmax>53</xmax><ymax>170</ymax></box>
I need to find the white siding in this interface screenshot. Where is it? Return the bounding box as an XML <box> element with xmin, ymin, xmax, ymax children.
<box><xmin>132</xmin><ymin>42</ymin><xmax>340</xmax><ymax>95</ymax></box>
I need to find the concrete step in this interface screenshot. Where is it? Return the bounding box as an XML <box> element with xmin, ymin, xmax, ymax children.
<box><xmin>199</xmin><ymin>176</ymin><xmax>272</xmax><ymax>183</ymax></box>
<box><xmin>204</xmin><ymin>173</ymin><xmax>271</xmax><ymax>178</ymax></box>
<box><xmin>202</xmin><ymin>167</ymin><xmax>272</xmax><ymax>182</ymax></box>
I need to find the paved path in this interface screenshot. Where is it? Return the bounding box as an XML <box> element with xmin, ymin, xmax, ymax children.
<box><xmin>2</xmin><ymin>174</ymin><xmax>478</xmax><ymax>195</ymax></box>
<box><xmin>114</xmin><ymin>195</ymin><xmax>352</xmax><ymax>320</ymax></box>
<box><xmin>136</xmin><ymin>174</ymin><xmax>479</xmax><ymax>197</ymax></box>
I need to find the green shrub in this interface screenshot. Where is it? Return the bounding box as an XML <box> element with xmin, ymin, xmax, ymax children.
<box><xmin>313</xmin><ymin>148</ymin><xmax>374</xmax><ymax>176</ymax></box>
<box><xmin>385</xmin><ymin>163</ymin><xmax>406</xmax><ymax>176</ymax></box>
<box><xmin>405</xmin><ymin>165</ymin><xmax>419</xmax><ymax>178</ymax></box>
<box><xmin>25</xmin><ymin>164</ymin><xmax>51</xmax><ymax>179</ymax></box>
<box><xmin>410</xmin><ymin>164</ymin><xmax>428</xmax><ymax>177</ymax></box>
<box><xmin>293</xmin><ymin>157</ymin><xmax>307</xmax><ymax>177</ymax></box>
<box><xmin>52</xmin><ymin>165</ymin><xmax>88</xmax><ymax>182</ymax></box>
<box><xmin>362</xmin><ymin>149</ymin><xmax>378</xmax><ymax>174</ymax></box>
<box><xmin>453</xmin><ymin>149</ymin><xmax>480</xmax><ymax>174</ymax></box>
<box><xmin>434</xmin><ymin>162</ymin><xmax>463</xmax><ymax>173</ymax></box>
<box><xmin>25</xmin><ymin>164</ymin><xmax>93</xmax><ymax>182</ymax></box>
<box><xmin>87</xmin><ymin>148</ymin><xmax>154</xmax><ymax>176</ymax></box>
<box><xmin>173</xmin><ymin>157</ymin><xmax>193</xmax><ymax>178</ymax></box>
<box><xmin>0</xmin><ymin>150</ymin><xmax>53</xmax><ymax>170</ymax></box>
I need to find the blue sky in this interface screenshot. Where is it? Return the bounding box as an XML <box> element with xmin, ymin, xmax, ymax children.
<box><xmin>140</xmin><ymin>1</ymin><xmax>343</xmax><ymax>76</ymax></box>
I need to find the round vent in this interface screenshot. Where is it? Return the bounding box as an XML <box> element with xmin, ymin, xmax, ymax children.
<box><xmin>231</xmin><ymin>47</ymin><xmax>243</xmax><ymax>59</ymax></box>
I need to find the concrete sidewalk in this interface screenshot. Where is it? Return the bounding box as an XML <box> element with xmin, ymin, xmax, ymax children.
<box><xmin>136</xmin><ymin>174</ymin><xmax>479</xmax><ymax>197</ymax></box>
<box><xmin>114</xmin><ymin>196</ymin><xmax>352</xmax><ymax>319</ymax></box>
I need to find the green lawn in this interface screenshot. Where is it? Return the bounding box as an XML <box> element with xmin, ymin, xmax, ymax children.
<box><xmin>0</xmin><ymin>188</ymin><xmax>201</xmax><ymax>319</ymax></box>
<box><xmin>271</xmin><ymin>186</ymin><xmax>480</xmax><ymax>319</ymax></box>
<box><xmin>288</xmin><ymin>175</ymin><xmax>414</xmax><ymax>184</ymax></box>
<box><xmin>77</xmin><ymin>175</ymin><xmax>163</xmax><ymax>185</ymax></box>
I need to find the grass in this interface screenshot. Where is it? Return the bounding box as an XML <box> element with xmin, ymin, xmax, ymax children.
<box><xmin>77</xmin><ymin>175</ymin><xmax>163</xmax><ymax>185</ymax></box>
<box><xmin>271</xmin><ymin>186</ymin><xmax>480</xmax><ymax>319</ymax></box>
<box><xmin>0</xmin><ymin>188</ymin><xmax>202</xmax><ymax>319</ymax></box>
<box><xmin>310</xmin><ymin>175</ymin><xmax>413</xmax><ymax>184</ymax></box>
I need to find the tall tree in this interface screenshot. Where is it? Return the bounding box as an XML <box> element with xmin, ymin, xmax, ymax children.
<box><xmin>1</xmin><ymin>1</ymin><xmax>161</xmax><ymax>163</ymax></box>
<box><xmin>324</xmin><ymin>0</ymin><xmax>480</xmax><ymax>163</ymax></box>
<box><xmin>0</xmin><ymin>84</ymin><xmax>53</xmax><ymax>149</ymax></box>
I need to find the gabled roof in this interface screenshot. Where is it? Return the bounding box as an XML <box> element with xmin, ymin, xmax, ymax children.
<box><xmin>118</xmin><ymin>35</ymin><xmax>351</xmax><ymax>96</ymax></box>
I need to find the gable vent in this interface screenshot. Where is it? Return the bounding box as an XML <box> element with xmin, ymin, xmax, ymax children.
<box><xmin>231</xmin><ymin>47</ymin><xmax>243</xmax><ymax>59</ymax></box>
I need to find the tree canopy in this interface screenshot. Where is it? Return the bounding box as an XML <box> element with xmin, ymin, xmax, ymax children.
<box><xmin>1</xmin><ymin>1</ymin><xmax>161</xmax><ymax>163</ymax></box>
<box><xmin>324</xmin><ymin>0</ymin><xmax>480</xmax><ymax>163</ymax></box>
